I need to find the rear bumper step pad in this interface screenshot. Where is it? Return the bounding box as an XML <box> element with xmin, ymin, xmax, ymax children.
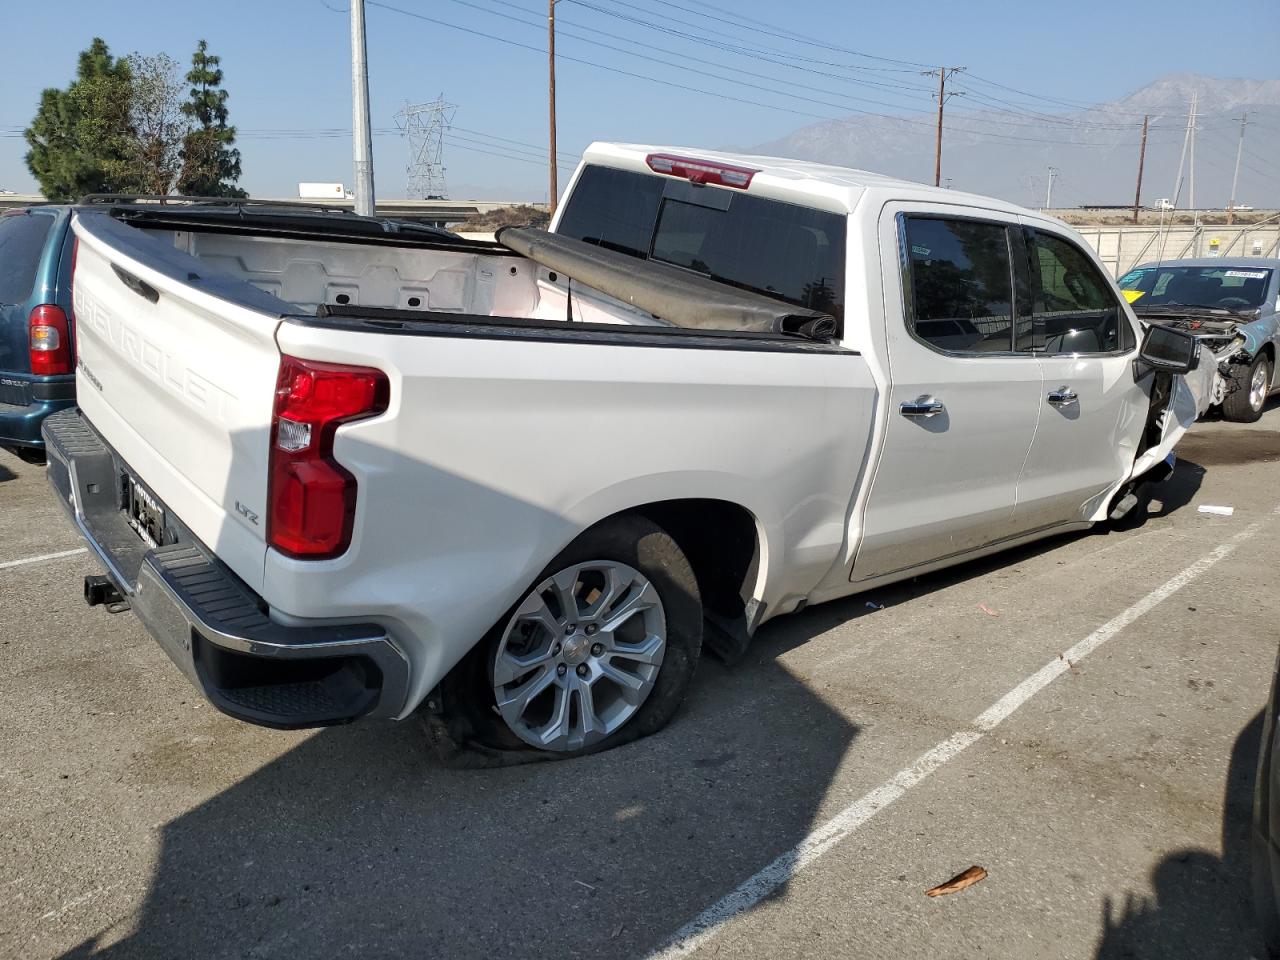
<box><xmin>42</xmin><ymin>407</ymin><xmax>409</xmax><ymax>728</ymax></box>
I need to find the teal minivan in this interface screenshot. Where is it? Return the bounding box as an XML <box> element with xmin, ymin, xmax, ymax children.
<box><xmin>0</xmin><ymin>205</ymin><xmax>77</xmax><ymax>463</ymax></box>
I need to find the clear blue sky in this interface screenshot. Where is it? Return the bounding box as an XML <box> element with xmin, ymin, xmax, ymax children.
<box><xmin>2</xmin><ymin>0</ymin><xmax>1277</xmax><ymax>201</ymax></box>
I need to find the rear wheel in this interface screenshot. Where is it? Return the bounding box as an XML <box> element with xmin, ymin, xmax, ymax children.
<box><xmin>1223</xmin><ymin>354</ymin><xmax>1271</xmax><ymax>423</ymax></box>
<box><xmin>447</xmin><ymin>516</ymin><xmax>702</xmax><ymax>757</ymax></box>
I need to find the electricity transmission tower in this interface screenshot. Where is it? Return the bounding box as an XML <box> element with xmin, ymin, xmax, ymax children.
<box><xmin>395</xmin><ymin>97</ymin><xmax>456</xmax><ymax>200</ymax></box>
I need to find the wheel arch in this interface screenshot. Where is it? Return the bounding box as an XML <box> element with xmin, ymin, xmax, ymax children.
<box><xmin>624</xmin><ymin>498</ymin><xmax>764</xmax><ymax>630</ymax></box>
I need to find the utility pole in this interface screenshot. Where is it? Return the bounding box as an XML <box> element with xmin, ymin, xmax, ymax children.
<box><xmin>1188</xmin><ymin>90</ymin><xmax>1197</xmax><ymax>211</ymax></box>
<box><xmin>1132</xmin><ymin>114</ymin><xmax>1148</xmax><ymax>224</ymax></box>
<box><xmin>1044</xmin><ymin>166</ymin><xmax>1057</xmax><ymax>210</ymax></box>
<box><xmin>924</xmin><ymin>66</ymin><xmax>964</xmax><ymax>188</ymax></box>
<box><xmin>548</xmin><ymin>0</ymin><xmax>559</xmax><ymax>214</ymax></box>
<box><xmin>1228</xmin><ymin>112</ymin><xmax>1250</xmax><ymax>225</ymax></box>
<box><xmin>1171</xmin><ymin>92</ymin><xmax>1196</xmax><ymax>210</ymax></box>
<box><xmin>350</xmin><ymin>0</ymin><xmax>377</xmax><ymax>217</ymax></box>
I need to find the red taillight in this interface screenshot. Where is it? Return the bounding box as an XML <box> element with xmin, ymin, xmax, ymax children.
<box><xmin>29</xmin><ymin>305</ymin><xmax>71</xmax><ymax>376</ymax></box>
<box><xmin>267</xmin><ymin>356</ymin><xmax>389</xmax><ymax>559</ymax></box>
<box><xmin>645</xmin><ymin>153</ymin><xmax>758</xmax><ymax>189</ymax></box>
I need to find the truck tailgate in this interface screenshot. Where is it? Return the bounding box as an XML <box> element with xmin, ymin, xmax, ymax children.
<box><xmin>70</xmin><ymin>213</ymin><xmax>286</xmax><ymax>592</ymax></box>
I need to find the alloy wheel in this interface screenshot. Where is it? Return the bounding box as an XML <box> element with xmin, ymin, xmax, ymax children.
<box><xmin>1251</xmin><ymin>361</ymin><xmax>1268</xmax><ymax>411</ymax></box>
<box><xmin>492</xmin><ymin>560</ymin><xmax>667</xmax><ymax>751</ymax></box>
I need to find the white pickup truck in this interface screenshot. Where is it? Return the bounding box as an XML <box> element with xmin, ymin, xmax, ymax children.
<box><xmin>45</xmin><ymin>143</ymin><xmax>1209</xmax><ymax>756</ymax></box>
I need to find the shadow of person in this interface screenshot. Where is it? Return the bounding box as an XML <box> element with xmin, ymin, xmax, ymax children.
<box><xmin>1094</xmin><ymin>710</ymin><xmax>1266</xmax><ymax>960</ymax></box>
<box><xmin>0</xmin><ymin>459</ymin><xmax>16</xmax><ymax>484</ymax></box>
<box><xmin>55</xmin><ymin>641</ymin><xmax>859</xmax><ymax>960</ymax></box>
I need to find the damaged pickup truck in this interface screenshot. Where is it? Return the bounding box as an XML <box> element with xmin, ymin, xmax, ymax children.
<box><xmin>45</xmin><ymin>143</ymin><xmax>1211</xmax><ymax>757</ymax></box>
<box><xmin>1120</xmin><ymin>258</ymin><xmax>1280</xmax><ymax>422</ymax></box>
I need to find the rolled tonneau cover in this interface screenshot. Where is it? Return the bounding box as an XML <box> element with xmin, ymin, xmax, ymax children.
<box><xmin>496</xmin><ymin>226</ymin><xmax>837</xmax><ymax>342</ymax></box>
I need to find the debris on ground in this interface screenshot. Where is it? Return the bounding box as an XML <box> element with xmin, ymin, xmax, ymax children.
<box><xmin>978</xmin><ymin>604</ymin><xmax>999</xmax><ymax>617</ymax></box>
<box><xmin>1197</xmin><ymin>504</ymin><xmax>1235</xmax><ymax>516</ymax></box>
<box><xmin>925</xmin><ymin>865</ymin><xmax>988</xmax><ymax>897</ymax></box>
<box><xmin>865</xmin><ymin>601</ymin><xmax>884</xmax><ymax>610</ymax></box>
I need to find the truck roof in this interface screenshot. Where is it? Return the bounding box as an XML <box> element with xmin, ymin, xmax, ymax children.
<box><xmin>583</xmin><ymin>141</ymin><xmax>1038</xmax><ymax>220</ymax></box>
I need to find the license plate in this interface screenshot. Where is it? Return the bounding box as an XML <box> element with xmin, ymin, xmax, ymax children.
<box><xmin>125</xmin><ymin>476</ymin><xmax>166</xmax><ymax>548</ymax></box>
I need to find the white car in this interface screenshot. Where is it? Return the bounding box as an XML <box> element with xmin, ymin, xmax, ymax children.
<box><xmin>44</xmin><ymin>144</ymin><xmax>1210</xmax><ymax>756</ymax></box>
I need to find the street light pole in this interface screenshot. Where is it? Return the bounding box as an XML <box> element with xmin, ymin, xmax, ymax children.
<box><xmin>351</xmin><ymin>0</ymin><xmax>377</xmax><ymax>217</ymax></box>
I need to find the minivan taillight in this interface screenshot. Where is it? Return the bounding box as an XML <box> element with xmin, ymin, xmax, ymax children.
<box><xmin>267</xmin><ymin>356</ymin><xmax>389</xmax><ymax>559</ymax></box>
<box><xmin>29</xmin><ymin>305</ymin><xmax>71</xmax><ymax>375</ymax></box>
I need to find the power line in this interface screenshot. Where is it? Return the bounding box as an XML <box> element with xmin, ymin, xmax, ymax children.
<box><xmin>364</xmin><ymin>0</ymin><xmax>854</xmax><ymax>123</ymax></box>
<box><xmin>561</xmin><ymin>0</ymin><xmax>934</xmax><ymax>88</ymax></box>
<box><xmin>463</xmin><ymin>0</ymin><xmax>939</xmax><ymax>113</ymax></box>
<box><xmin>374</xmin><ymin>0</ymin><xmax>1207</xmax><ymax>148</ymax></box>
<box><xmin>578</xmin><ymin>0</ymin><xmax>934</xmax><ymax>70</ymax></box>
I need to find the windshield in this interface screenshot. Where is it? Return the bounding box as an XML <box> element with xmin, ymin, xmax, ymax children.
<box><xmin>1119</xmin><ymin>264</ymin><xmax>1273</xmax><ymax>311</ymax></box>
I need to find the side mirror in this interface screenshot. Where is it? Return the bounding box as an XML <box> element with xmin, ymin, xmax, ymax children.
<box><xmin>1139</xmin><ymin>323</ymin><xmax>1199</xmax><ymax>374</ymax></box>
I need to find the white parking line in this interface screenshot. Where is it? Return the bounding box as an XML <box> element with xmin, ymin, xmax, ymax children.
<box><xmin>0</xmin><ymin>547</ymin><xmax>88</xmax><ymax>572</ymax></box>
<box><xmin>646</xmin><ymin>512</ymin><xmax>1274</xmax><ymax>959</ymax></box>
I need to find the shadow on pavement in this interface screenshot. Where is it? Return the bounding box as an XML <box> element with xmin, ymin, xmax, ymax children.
<box><xmin>51</xmin><ymin>455</ymin><xmax>1215</xmax><ymax>959</ymax></box>
<box><xmin>0</xmin><ymin>460</ymin><xmax>16</xmax><ymax>484</ymax></box>
<box><xmin>1094</xmin><ymin>709</ymin><xmax>1266</xmax><ymax>960</ymax></box>
<box><xmin>1146</xmin><ymin>457</ymin><xmax>1206</xmax><ymax>520</ymax></box>
<box><xmin>56</xmin><ymin>649</ymin><xmax>859</xmax><ymax>960</ymax></box>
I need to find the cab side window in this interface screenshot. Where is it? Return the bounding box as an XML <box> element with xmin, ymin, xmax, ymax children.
<box><xmin>1022</xmin><ymin>230</ymin><xmax>1131</xmax><ymax>353</ymax></box>
<box><xmin>902</xmin><ymin>216</ymin><xmax>1014</xmax><ymax>353</ymax></box>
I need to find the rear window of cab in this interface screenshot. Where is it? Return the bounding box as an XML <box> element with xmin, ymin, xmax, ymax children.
<box><xmin>555</xmin><ymin>164</ymin><xmax>846</xmax><ymax>321</ymax></box>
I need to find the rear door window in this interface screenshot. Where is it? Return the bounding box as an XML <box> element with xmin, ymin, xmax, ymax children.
<box><xmin>901</xmin><ymin>216</ymin><xmax>1014</xmax><ymax>353</ymax></box>
<box><xmin>1022</xmin><ymin>229</ymin><xmax>1129</xmax><ymax>353</ymax></box>
<box><xmin>556</xmin><ymin>164</ymin><xmax>846</xmax><ymax>321</ymax></box>
<box><xmin>0</xmin><ymin>212</ymin><xmax>54</xmax><ymax>304</ymax></box>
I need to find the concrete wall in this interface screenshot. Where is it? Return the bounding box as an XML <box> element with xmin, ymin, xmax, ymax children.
<box><xmin>1074</xmin><ymin>221</ymin><xmax>1280</xmax><ymax>277</ymax></box>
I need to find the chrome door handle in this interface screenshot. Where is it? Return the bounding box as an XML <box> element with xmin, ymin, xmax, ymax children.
<box><xmin>1047</xmin><ymin>386</ymin><xmax>1078</xmax><ymax>407</ymax></box>
<box><xmin>900</xmin><ymin>395</ymin><xmax>945</xmax><ymax>418</ymax></box>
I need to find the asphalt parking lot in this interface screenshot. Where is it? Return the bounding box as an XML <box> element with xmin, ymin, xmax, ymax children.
<box><xmin>3</xmin><ymin>407</ymin><xmax>1280</xmax><ymax>960</ymax></box>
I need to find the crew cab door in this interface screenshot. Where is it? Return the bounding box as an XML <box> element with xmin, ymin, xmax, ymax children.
<box><xmin>1012</xmin><ymin>223</ymin><xmax>1150</xmax><ymax>528</ymax></box>
<box><xmin>853</xmin><ymin>208</ymin><xmax>1042</xmax><ymax>581</ymax></box>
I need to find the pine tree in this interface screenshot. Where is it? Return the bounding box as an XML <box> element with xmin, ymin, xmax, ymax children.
<box><xmin>176</xmin><ymin>40</ymin><xmax>246</xmax><ymax>198</ymax></box>
<box><xmin>24</xmin><ymin>38</ymin><xmax>138</xmax><ymax>201</ymax></box>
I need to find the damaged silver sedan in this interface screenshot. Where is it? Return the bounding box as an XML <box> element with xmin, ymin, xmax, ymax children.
<box><xmin>1120</xmin><ymin>258</ymin><xmax>1280</xmax><ymax>422</ymax></box>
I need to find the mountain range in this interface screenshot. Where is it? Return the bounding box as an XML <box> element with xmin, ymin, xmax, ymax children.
<box><xmin>741</xmin><ymin>73</ymin><xmax>1278</xmax><ymax>209</ymax></box>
